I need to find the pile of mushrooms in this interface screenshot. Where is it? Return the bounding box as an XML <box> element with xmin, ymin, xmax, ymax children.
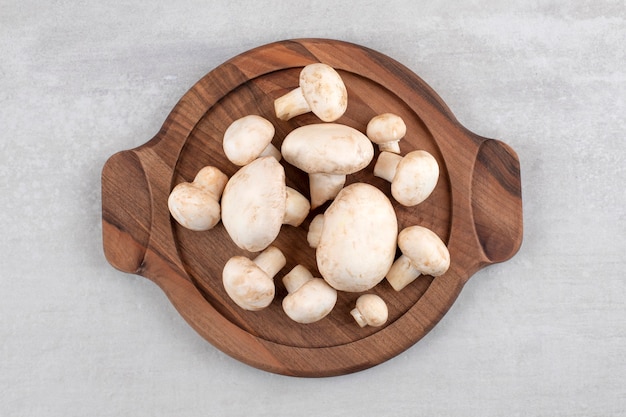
<box><xmin>167</xmin><ymin>62</ymin><xmax>450</xmax><ymax>327</ymax></box>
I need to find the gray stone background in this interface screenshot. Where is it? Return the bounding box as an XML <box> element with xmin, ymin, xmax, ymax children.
<box><xmin>2</xmin><ymin>1</ymin><xmax>624</xmax><ymax>415</ymax></box>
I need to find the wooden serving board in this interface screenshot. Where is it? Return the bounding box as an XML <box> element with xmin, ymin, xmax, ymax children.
<box><xmin>102</xmin><ymin>39</ymin><xmax>523</xmax><ymax>377</ymax></box>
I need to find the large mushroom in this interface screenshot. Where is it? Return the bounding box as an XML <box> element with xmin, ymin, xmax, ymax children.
<box><xmin>281</xmin><ymin>265</ymin><xmax>337</xmax><ymax>324</ymax></box>
<box><xmin>222</xmin><ymin>246</ymin><xmax>286</xmax><ymax>311</ymax></box>
<box><xmin>222</xmin><ymin>115</ymin><xmax>281</xmax><ymax>166</ymax></box>
<box><xmin>307</xmin><ymin>183</ymin><xmax>398</xmax><ymax>292</ymax></box>
<box><xmin>374</xmin><ymin>150</ymin><xmax>439</xmax><ymax>207</ymax></box>
<box><xmin>221</xmin><ymin>156</ymin><xmax>310</xmax><ymax>252</ymax></box>
<box><xmin>274</xmin><ymin>63</ymin><xmax>347</xmax><ymax>122</ymax></box>
<box><xmin>386</xmin><ymin>225</ymin><xmax>450</xmax><ymax>291</ymax></box>
<box><xmin>281</xmin><ymin>123</ymin><xmax>374</xmax><ymax>208</ymax></box>
<box><xmin>167</xmin><ymin>166</ymin><xmax>228</xmax><ymax>231</ymax></box>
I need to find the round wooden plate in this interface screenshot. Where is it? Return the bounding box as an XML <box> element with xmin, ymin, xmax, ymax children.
<box><xmin>102</xmin><ymin>39</ymin><xmax>523</xmax><ymax>377</ymax></box>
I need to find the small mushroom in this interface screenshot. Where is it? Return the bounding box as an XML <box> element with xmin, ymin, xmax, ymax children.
<box><xmin>386</xmin><ymin>225</ymin><xmax>450</xmax><ymax>291</ymax></box>
<box><xmin>222</xmin><ymin>115</ymin><xmax>281</xmax><ymax>166</ymax></box>
<box><xmin>350</xmin><ymin>294</ymin><xmax>388</xmax><ymax>328</ymax></box>
<box><xmin>167</xmin><ymin>166</ymin><xmax>228</xmax><ymax>231</ymax></box>
<box><xmin>221</xmin><ymin>156</ymin><xmax>310</xmax><ymax>252</ymax></box>
<box><xmin>274</xmin><ymin>63</ymin><xmax>347</xmax><ymax>122</ymax></box>
<box><xmin>282</xmin><ymin>123</ymin><xmax>374</xmax><ymax>208</ymax></box>
<box><xmin>307</xmin><ymin>183</ymin><xmax>398</xmax><ymax>292</ymax></box>
<box><xmin>374</xmin><ymin>150</ymin><xmax>439</xmax><ymax>207</ymax></box>
<box><xmin>281</xmin><ymin>265</ymin><xmax>337</xmax><ymax>324</ymax></box>
<box><xmin>222</xmin><ymin>246</ymin><xmax>286</xmax><ymax>311</ymax></box>
<box><xmin>366</xmin><ymin>113</ymin><xmax>406</xmax><ymax>154</ymax></box>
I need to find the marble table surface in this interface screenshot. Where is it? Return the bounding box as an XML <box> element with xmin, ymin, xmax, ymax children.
<box><xmin>2</xmin><ymin>1</ymin><xmax>624</xmax><ymax>416</ymax></box>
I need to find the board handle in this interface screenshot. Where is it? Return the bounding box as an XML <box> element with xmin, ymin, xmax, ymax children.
<box><xmin>470</xmin><ymin>137</ymin><xmax>523</xmax><ymax>265</ymax></box>
<box><xmin>101</xmin><ymin>150</ymin><xmax>152</xmax><ymax>274</ymax></box>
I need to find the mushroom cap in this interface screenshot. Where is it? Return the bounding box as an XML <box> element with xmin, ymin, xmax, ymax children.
<box><xmin>366</xmin><ymin>113</ymin><xmax>407</xmax><ymax>144</ymax></box>
<box><xmin>221</xmin><ymin>156</ymin><xmax>286</xmax><ymax>252</ymax></box>
<box><xmin>222</xmin><ymin>115</ymin><xmax>276</xmax><ymax>166</ymax></box>
<box><xmin>354</xmin><ymin>294</ymin><xmax>388</xmax><ymax>327</ymax></box>
<box><xmin>222</xmin><ymin>256</ymin><xmax>275</xmax><ymax>311</ymax></box>
<box><xmin>168</xmin><ymin>182</ymin><xmax>221</xmax><ymax>231</ymax></box>
<box><xmin>299</xmin><ymin>63</ymin><xmax>347</xmax><ymax>122</ymax></box>
<box><xmin>281</xmin><ymin>123</ymin><xmax>374</xmax><ymax>175</ymax></box>
<box><xmin>398</xmin><ymin>225</ymin><xmax>450</xmax><ymax>276</ymax></box>
<box><xmin>282</xmin><ymin>278</ymin><xmax>337</xmax><ymax>324</ymax></box>
<box><xmin>392</xmin><ymin>150</ymin><xmax>439</xmax><ymax>206</ymax></box>
<box><xmin>316</xmin><ymin>183</ymin><xmax>398</xmax><ymax>292</ymax></box>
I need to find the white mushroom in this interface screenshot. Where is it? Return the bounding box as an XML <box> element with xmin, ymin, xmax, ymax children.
<box><xmin>374</xmin><ymin>150</ymin><xmax>439</xmax><ymax>207</ymax></box>
<box><xmin>350</xmin><ymin>294</ymin><xmax>388</xmax><ymax>328</ymax></box>
<box><xmin>281</xmin><ymin>123</ymin><xmax>374</xmax><ymax>208</ymax></box>
<box><xmin>386</xmin><ymin>225</ymin><xmax>450</xmax><ymax>291</ymax></box>
<box><xmin>281</xmin><ymin>265</ymin><xmax>337</xmax><ymax>324</ymax></box>
<box><xmin>221</xmin><ymin>156</ymin><xmax>310</xmax><ymax>252</ymax></box>
<box><xmin>222</xmin><ymin>115</ymin><xmax>281</xmax><ymax>166</ymax></box>
<box><xmin>274</xmin><ymin>63</ymin><xmax>347</xmax><ymax>122</ymax></box>
<box><xmin>307</xmin><ymin>183</ymin><xmax>398</xmax><ymax>292</ymax></box>
<box><xmin>366</xmin><ymin>113</ymin><xmax>406</xmax><ymax>154</ymax></box>
<box><xmin>167</xmin><ymin>166</ymin><xmax>228</xmax><ymax>231</ymax></box>
<box><xmin>222</xmin><ymin>246</ymin><xmax>286</xmax><ymax>311</ymax></box>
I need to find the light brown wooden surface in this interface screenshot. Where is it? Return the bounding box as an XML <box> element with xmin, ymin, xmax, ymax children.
<box><xmin>101</xmin><ymin>38</ymin><xmax>523</xmax><ymax>377</ymax></box>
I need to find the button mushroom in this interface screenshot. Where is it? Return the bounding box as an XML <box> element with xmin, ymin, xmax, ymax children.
<box><xmin>386</xmin><ymin>225</ymin><xmax>450</xmax><ymax>291</ymax></box>
<box><xmin>281</xmin><ymin>123</ymin><xmax>374</xmax><ymax>208</ymax></box>
<box><xmin>222</xmin><ymin>246</ymin><xmax>286</xmax><ymax>311</ymax></box>
<box><xmin>222</xmin><ymin>115</ymin><xmax>281</xmax><ymax>166</ymax></box>
<box><xmin>373</xmin><ymin>150</ymin><xmax>439</xmax><ymax>207</ymax></box>
<box><xmin>350</xmin><ymin>294</ymin><xmax>388</xmax><ymax>328</ymax></box>
<box><xmin>221</xmin><ymin>156</ymin><xmax>310</xmax><ymax>252</ymax></box>
<box><xmin>274</xmin><ymin>63</ymin><xmax>347</xmax><ymax>122</ymax></box>
<box><xmin>167</xmin><ymin>166</ymin><xmax>228</xmax><ymax>231</ymax></box>
<box><xmin>281</xmin><ymin>265</ymin><xmax>337</xmax><ymax>324</ymax></box>
<box><xmin>307</xmin><ymin>183</ymin><xmax>398</xmax><ymax>292</ymax></box>
<box><xmin>366</xmin><ymin>113</ymin><xmax>406</xmax><ymax>154</ymax></box>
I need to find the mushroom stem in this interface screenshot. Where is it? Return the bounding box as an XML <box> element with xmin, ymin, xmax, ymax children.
<box><xmin>350</xmin><ymin>307</ymin><xmax>369</xmax><ymax>328</ymax></box>
<box><xmin>253</xmin><ymin>246</ymin><xmax>287</xmax><ymax>278</ymax></box>
<box><xmin>309</xmin><ymin>173</ymin><xmax>346</xmax><ymax>209</ymax></box>
<box><xmin>386</xmin><ymin>254</ymin><xmax>422</xmax><ymax>291</ymax></box>
<box><xmin>283</xmin><ymin>187</ymin><xmax>311</xmax><ymax>226</ymax></box>
<box><xmin>274</xmin><ymin>87</ymin><xmax>310</xmax><ymax>121</ymax></box>
<box><xmin>373</xmin><ymin>151</ymin><xmax>402</xmax><ymax>183</ymax></box>
<box><xmin>282</xmin><ymin>265</ymin><xmax>314</xmax><ymax>293</ymax></box>
<box><xmin>307</xmin><ymin>214</ymin><xmax>325</xmax><ymax>248</ymax></box>
<box><xmin>194</xmin><ymin>166</ymin><xmax>229</xmax><ymax>200</ymax></box>
<box><xmin>378</xmin><ymin>140</ymin><xmax>401</xmax><ymax>154</ymax></box>
<box><xmin>259</xmin><ymin>143</ymin><xmax>282</xmax><ymax>161</ymax></box>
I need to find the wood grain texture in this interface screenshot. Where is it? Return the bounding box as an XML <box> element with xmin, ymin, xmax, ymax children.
<box><xmin>101</xmin><ymin>38</ymin><xmax>523</xmax><ymax>377</ymax></box>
